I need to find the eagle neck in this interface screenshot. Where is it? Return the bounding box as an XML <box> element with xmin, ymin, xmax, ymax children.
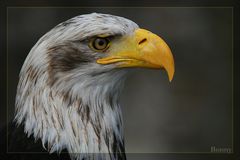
<box><xmin>74</xmin><ymin>76</ymin><xmax>126</xmax><ymax>158</ymax></box>
<box><xmin>15</xmin><ymin>67</ymin><xmax>127</xmax><ymax>160</ymax></box>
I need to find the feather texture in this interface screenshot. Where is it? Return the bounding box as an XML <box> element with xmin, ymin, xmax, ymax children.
<box><xmin>14</xmin><ymin>13</ymin><xmax>139</xmax><ymax>160</ymax></box>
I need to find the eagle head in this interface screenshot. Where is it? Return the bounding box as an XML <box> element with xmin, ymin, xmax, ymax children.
<box><xmin>14</xmin><ymin>13</ymin><xmax>174</xmax><ymax>160</ymax></box>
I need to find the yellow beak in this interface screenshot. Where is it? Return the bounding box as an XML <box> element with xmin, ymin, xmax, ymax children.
<box><xmin>96</xmin><ymin>28</ymin><xmax>175</xmax><ymax>82</ymax></box>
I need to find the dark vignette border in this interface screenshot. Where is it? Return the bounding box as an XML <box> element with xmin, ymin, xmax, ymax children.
<box><xmin>0</xmin><ymin>0</ymin><xmax>239</xmax><ymax>160</ymax></box>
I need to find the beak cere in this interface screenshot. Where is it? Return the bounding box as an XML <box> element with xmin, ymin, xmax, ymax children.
<box><xmin>96</xmin><ymin>28</ymin><xmax>175</xmax><ymax>81</ymax></box>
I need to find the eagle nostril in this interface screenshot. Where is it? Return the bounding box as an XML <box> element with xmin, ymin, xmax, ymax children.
<box><xmin>138</xmin><ymin>38</ymin><xmax>147</xmax><ymax>45</ymax></box>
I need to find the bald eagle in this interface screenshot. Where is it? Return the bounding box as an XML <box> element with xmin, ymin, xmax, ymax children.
<box><xmin>6</xmin><ymin>13</ymin><xmax>174</xmax><ymax>160</ymax></box>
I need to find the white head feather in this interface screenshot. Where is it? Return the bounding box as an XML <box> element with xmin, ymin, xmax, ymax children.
<box><xmin>15</xmin><ymin>13</ymin><xmax>139</xmax><ymax>160</ymax></box>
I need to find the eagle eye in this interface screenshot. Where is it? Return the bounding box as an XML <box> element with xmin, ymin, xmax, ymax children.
<box><xmin>90</xmin><ymin>37</ymin><xmax>110</xmax><ymax>51</ymax></box>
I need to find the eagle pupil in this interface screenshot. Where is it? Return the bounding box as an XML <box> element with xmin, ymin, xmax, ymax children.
<box><xmin>98</xmin><ymin>40</ymin><xmax>104</xmax><ymax>46</ymax></box>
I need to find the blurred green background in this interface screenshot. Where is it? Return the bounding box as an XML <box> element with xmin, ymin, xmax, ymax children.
<box><xmin>6</xmin><ymin>7</ymin><xmax>232</xmax><ymax>153</ymax></box>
